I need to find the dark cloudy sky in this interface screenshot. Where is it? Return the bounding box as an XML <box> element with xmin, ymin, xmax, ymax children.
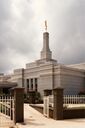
<box><xmin>0</xmin><ymin>0</ymin><xmax>85</xmax><ymax>73</ymax></box>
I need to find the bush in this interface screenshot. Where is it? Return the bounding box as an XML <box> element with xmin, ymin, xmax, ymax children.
<box><xmin>24</xmin><ymin>91</ymin><xmax>42</xmax><ymax>104</ymax></box>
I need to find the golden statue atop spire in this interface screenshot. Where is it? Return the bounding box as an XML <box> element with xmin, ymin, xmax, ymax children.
<box><xmin>45</xmin><ymin>20</ymin><xmax>47</xmax><ymax>31</ymax></box>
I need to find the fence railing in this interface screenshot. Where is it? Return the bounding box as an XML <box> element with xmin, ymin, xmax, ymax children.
<box><xmin>44</xmin><ymin>95</ymin><xmax>85</xmax><ymax>108</ymax></box>
<box><xmin>0</xmin><ymin>95</ymin><xmax>14</xmax><ymax>120</ymax></box>
<box><xmin>64</xmin><ymin>95</ymin><xmax>85</xmax><ymax>104</ymax></box>
<box><xmin>43</xmin><ymin>94</ymin><xmax>85</xmax><ymax>117</ymax></box>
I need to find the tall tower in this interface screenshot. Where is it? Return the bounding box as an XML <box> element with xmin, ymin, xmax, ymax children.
<box><xmin>41</xmin><ymin>21</ymin><xmax>52</xmax><ymax>60</ymax></box>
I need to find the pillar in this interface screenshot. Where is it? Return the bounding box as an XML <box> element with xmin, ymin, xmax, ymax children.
<box><xmin>53</xmin><ymin>88</ymin><xmax>63</xmax><ymax>120</ymax></box>
<box><xmin>14</xmin><ymin>88</ymin><xmax>24</xmax><ymax>123</ymax></box>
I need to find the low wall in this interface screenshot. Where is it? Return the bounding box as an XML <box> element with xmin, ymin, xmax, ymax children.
<box><xmin>63</xmin><ymin>108</ymin><xmax>85</xmax><ymax>119</ymax></box>
<box><xmin>30</xmin><ymin>104</ymin><xmax>53</xmax><ymax>118</ymax></box>
<box><xmin>30</xmin><ymin>104</ymin><xmax>85</xmax><ymax>119</ymax></box>
<box><xmin>30</xmin><ymin>104</ymin><xmax>43</xmax><ymax>114</ymax></box>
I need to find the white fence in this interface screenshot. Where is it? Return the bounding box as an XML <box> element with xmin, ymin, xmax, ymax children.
<box><xmin>64</xmin><ymin>95</ymin><xmax>85</xmax><ymax>105</ymax></box>
<box><xmin>43</xmin><ymin>95</ymin><xmax>85</xmax><ymax>117</ymax></box>
<box><xmin>0</xmin><ymin>95</ymin><xmax>15</xmax><ymax>127</ymax></box>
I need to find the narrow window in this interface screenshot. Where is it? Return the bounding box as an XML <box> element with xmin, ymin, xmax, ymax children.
<box><xmin>31</xmin><ymin>79</ymin><xmax>33</xmax><ymax>90</ymax></box>
<box><xmin>27</xmin><ymin>79</ymin><xmax>29</xmax><ymax>91</ymax></box>
<box><xmin>35</xmin><ymin>78</ymin><xmax>38</xmax><ymax>92</ymax></box>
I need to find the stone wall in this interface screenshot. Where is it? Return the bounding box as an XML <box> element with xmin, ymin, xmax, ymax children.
<box><xmin>57</xmin><ymin>65</ymin><xmax>85</xmax><ymax>95</ymax></box>
<box><xmin>38</xmin><ymin>74</ymin><xmax>53</xmax><ymax>97</ymax></box>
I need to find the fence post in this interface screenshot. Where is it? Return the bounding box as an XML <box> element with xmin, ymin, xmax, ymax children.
<box><xmin>14</xmin><ymin>88</ymin><xmax>24</xmax><ymax>123</ymax></box>
<box><xmin>53</xmin><ymin>88</ymin><xmax>63</xmax><ymax>120</ymax></box>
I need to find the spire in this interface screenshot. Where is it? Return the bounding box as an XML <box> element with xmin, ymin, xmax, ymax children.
<box><xmin>41</xmin><ymin>21</ymin><xmax>52</xmax><ymax>60</ymax></box>
<box><xmin>45</xmin><ymin>20</ymin><xmax>47</xmax><ymax>31</ymax></box>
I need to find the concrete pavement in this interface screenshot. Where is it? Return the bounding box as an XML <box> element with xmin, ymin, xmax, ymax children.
<box><xmin>16</xmin><ymin>104</ymin><xmax>85</xmax><ymax>128</ymax></box>
<box><xmin>0</xmin><ymin>113</ymin><xmax>14</xmax><ymax>128</ymax></box>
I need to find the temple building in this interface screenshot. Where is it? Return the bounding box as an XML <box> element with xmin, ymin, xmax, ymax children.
<box><xmin>0</xmin><ymin>23</ymin><xmax>85</xmax><ymax>97</ymax></box>
<box><xmin>7</xmin><ymin>28</ymin><xmax>85</xmax><ymax>97</ymax></box>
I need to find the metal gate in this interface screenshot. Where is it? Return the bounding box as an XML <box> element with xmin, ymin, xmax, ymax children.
<box><xmin>0</xmin><ymin>95</ymin><xmax>15</xmax><ymax>127</ymax></box>
<box><xmin>43</xmin><ymin>95</ymin><xmax>53</xmax><ymax>118</ymax></box>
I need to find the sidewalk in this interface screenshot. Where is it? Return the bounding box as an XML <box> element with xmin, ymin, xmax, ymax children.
<box><xmin>16</xmin><ymin>104</ymin><xmax>85</xmax><ymax>128</ymax></box>
<box><xmin>0</xmin><ymin>113</ymin><xmax>14</xmax><ymax>128</ymax></box>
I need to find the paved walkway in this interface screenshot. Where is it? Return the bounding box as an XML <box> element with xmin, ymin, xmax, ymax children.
<box><xmin>0</xmin><ymin>113</ymin><xmax>14</xmax><ymax>128</ymax></box>
<box><xmin>16</xmin><ymin>104</ymin><xmax>85</xmax><ymax>128</ymax></box>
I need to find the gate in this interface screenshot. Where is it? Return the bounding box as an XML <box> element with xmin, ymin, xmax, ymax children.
<box><xmin>0</xmin><ymin>95</ymin><xmax>15</xmax><ymax>127</ymax></box>
<box><xmin>43</xmin><ymin>95</ymin><xmax>53</xmax><ymax>118</ymax></box>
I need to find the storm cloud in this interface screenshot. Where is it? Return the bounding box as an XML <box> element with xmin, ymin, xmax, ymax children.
<box><xmin>0</xmin><ymin>0</ymin><xmax>85</xmax><ymax>73</ymax></box>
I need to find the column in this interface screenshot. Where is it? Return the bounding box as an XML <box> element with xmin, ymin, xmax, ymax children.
<box><xmin>14</xmin><ymin>88</ymin><xmax>24</xmax><ymax>123</ymax></box>
<box><xmin>53</xmin><ymin>88</ymin><xmax>63</xmax><ymax>120</ymax></box>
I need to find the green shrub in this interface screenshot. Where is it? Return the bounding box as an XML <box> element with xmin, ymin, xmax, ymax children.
<box><xmin>24</xmin><ymin>91</ymin><xmax>42</xmax><ymax>104</ymax></box>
